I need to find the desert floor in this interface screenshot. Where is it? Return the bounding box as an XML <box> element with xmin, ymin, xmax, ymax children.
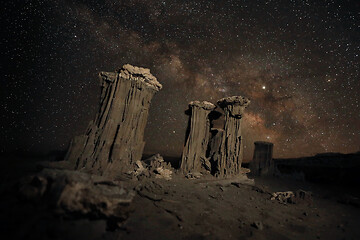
<box><xmin>1</xmin><ymin>154</ymin><xmax>359</xmax><ymax>240</ymax></box>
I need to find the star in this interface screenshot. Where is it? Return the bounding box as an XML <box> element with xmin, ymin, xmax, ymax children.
<box><xmin>1</xmin><ymin>0</ymin><xmax>359</xmax><ymax>159</ymax></box>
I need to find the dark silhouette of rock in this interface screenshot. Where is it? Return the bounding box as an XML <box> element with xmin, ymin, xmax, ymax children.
<box><xmin>64</xmin><ymin>64</ymin><xmax>162</xmax><ymax>178</ymax></box>
<box><xmin>18</xmin><ymin>169</ymin><xmax>135</xmax><ymax>230</ymax></box>
<box><xmin>273</xmin><ymin>151</ymin><xmax>360</xmax><ymax>184</ymax></box>
<box><xmin>251</xmin><ymin>221</ymin><xmax>264</xmax><ymax>230</ymax></box>
<box><xmin>209</xmin><ymin>128</ymin><xmax>224</xmax><ymax>175</ymax></box>
<box><xmin>180</xmin><ymin>101</ymin><xmax>216</xmax><ymax>174</ymax></box>
<box><xmin>215</xmin><ymin>96</ymin><xmax>250</xmax><ymax>177</ymax></box>
<box><xmin>249</xmin><ymin>141</ymin><xmax>274</xmax><ymax>176</ymax></box>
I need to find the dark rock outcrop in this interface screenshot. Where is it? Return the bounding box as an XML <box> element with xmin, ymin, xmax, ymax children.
<box><xmin>64</xmin><ymin>64</ymin><xmax>162</xmax><ymax>178</ymax></box>
<box><xmin>273</xmin><ymin>152</ymin><xmax>360</xmax><ymax>184</ymax></box>
<box><xmin>208</xmin><ymin>128</ymin><xmax>224</xmax><ymax>175</ymax></box>
<box><xmin>180</xmin><ymin>101</ymin><xmax>216</xmax><ymax>174</ymax></box>
<box><xmin>18</xmin><ymin>169</ymin><xmax>135</xmax><ymax>229</ymax></box>
<box><xmin>249</xmin><ymin>141</ymin><xmax>274</xmax><ymax>176</ymax></box>
<box><xmin>215</xmin><ymin>96</ymin><xmax>250</xmax><ymax>177</ymax></box>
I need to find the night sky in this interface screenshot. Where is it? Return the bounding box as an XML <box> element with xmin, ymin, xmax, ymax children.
<box><xmin>2</xmin><ymin>0</ymin><xmax>359</xmax><ymax>160</ymax></box>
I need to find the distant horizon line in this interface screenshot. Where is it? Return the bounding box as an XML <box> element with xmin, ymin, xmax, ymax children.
<box><xmin>2</xmin><ymin>149</ymin><xmax>359</xmax><ymax>161</ymax></box>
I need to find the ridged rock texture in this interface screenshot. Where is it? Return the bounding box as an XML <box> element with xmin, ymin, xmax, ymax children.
<box><xmin>181</xmin><ymin>101</ymin><xmax>216</xmax><ymax>173</ymax></box>
<box><xmin>208</xmin><ymin>128</ymin><xmax>224</xmax><ymax>175</ymax></box>
<box><xmin>214</xmin><ymin>96</ymin><xmax>250</xmax><ymax>177</ymax></box>
<box><xmin>64</xmin><ymin>64</ymin><xmax>162</xmax><ymax>178</ymax></box>
<box><xmin>249</xmin><ymin>141</ymin><xmax>274</xmax><ymax>176</ymax></box>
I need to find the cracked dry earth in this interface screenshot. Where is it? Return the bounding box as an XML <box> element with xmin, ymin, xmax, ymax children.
<box><xmin>1</xmin><ymin>156</ymin><xmax>360</xmax><ymax>240</ymax></box>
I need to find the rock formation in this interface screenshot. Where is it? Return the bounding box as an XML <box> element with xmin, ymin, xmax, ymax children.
<box><xmin>18</xmin><ymin>169</ymin><xmax>135</xmax><ymax>230</ymax></box>
<box><xmin>180</xmin><ymin>101</ymin><xmax>216</xmax><ymax>173</ymax></box>
<box><xmin>215</xmin><ymin>96</ymin><xmax>250</xmax><ymax>177</ymax></box>
<box><xmin>270</xmin><ymin>190</ymin><xmax>312</xmax><ymax>205</ymax></box>
<box><xmin>208</xmin><ymin>128</ymin><xmax>224</xmax><ymax>175</ymax></box>
<box><xmin>249</xmin><ymin>141</ymin><xmax>274</xmax><ymax>176</ymax></box>
<box><xmin>64</xmin><ymin>64</ymin><xmax>162</xmax><ymax>178</ymax></box>
<box><xmin>131</xmin><ymin>154</ymin><xmax>174</xmax><ymax>180</ymax></box>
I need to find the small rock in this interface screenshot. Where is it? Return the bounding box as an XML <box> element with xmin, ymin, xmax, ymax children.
<box><xmin>251</xmin><ymin>221</ymin><xmax>263</xmax><ymax>230</ymax></box>
<box><xmin>271</xmin><ymin>191</ymin><xmax>294</xmax><ymax>203</ymax></box>
<box><xmin>289</xmin><ymin>189</ymin><xmax>313</xmax><ymax>205</ymax></box>
<box><xmin>271</xmin><ymin>189</ymin><xmax>312</xmax><ymax>205</ymax></box>
<box><xmin>133</xmin><ymin>160</ymin><xmax>145</xmax><ymax>176</ymax></box>
<box><xmin>154</xmin><ymin>167</ymin><xmax>172</xmax><ymax>180</ymax></box>
<box><xmin>231</xmin><ymin>182</ymin><xmax>241</xmax><ymax>188</ymax></box>
<box><xmin>185</xmin><ymin>172</ymin><xmax>202</xmax><ymax>179</ymax></box>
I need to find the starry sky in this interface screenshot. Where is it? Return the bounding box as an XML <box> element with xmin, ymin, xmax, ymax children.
<box><xmin>1</xmin><ymin>0</ymin><xmax>359</xmax><ymax>160</ymax></box>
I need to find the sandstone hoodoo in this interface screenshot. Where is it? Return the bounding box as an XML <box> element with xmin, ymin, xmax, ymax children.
<box><xmin>250</xmin><ymin>141</ymin><xmax>274</xmax><ymax>176</ymax></box>
<box><xmin>64</xmin><ymin>64</ymin><xmax>162</xmax><ymax>178</ymax></box>
<box><xmin>181</xmin><ymin>101</ymin><xmax>216</xmax><ymax>174</ymax></box>
<box><xmin>214</xmin><ymin>96</ymin><xmax>250</xmax><ymax>177</ymax></box>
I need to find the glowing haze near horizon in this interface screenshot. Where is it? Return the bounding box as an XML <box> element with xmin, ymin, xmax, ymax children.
<box><xmin>2</xmin><ymin>0</ymin><xmax>359</xmax><ymax>159</ymax></box>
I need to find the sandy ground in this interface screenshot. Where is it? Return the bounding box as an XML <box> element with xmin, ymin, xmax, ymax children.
<box><xmin>1</xmin><ymin>154</ymin><xmax>360</xmax><ymax>240</ymax></box>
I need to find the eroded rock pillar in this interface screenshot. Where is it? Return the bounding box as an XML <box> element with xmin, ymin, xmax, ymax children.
<box><xmin>65</xmin><ymin>64</ymin><xmax>162</xmax><ymax>178</ymax></box>
<box><xmin>250</xmin><ymin>141</ymin><xmax>274</xmax><ymax>176</ymax></box>
<box><xmin>181</xmin><ymin>101</ymin><xmax>216</xmax><ymax>173</ymax></box>
<box><xmin>215</xmin><ymin>96</ymin><xmax>250</xmax><ymax>177</ymax></box>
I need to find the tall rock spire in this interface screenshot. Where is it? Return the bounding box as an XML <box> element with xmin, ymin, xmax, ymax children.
<box><xmin>181</xmin><ymin>101</ymin><xmax>216</xmax><ymax>173</ymax></box>
<box><xmin>64</xmin><ymin>64</ymin><xmax>162</xmax><ymax>178</ymax></box>
<box><xmin>215</xmin><ymin>96</ymin><xmax>250</xmax><ymax>177</ymax></box>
